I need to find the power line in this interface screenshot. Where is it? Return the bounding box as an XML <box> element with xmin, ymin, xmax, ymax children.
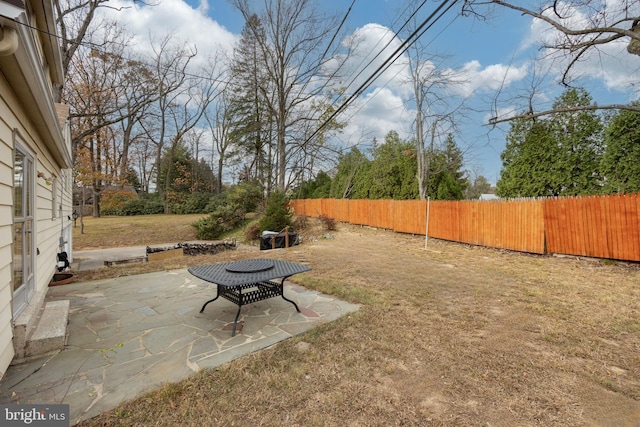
<box><xmin>320</xmin><ymin>0</ymin><xmax>357</xmax><ymax>64</ymax></box>
<box><xmin>337</xmin><ymin>8</ymin><xmax>462</xmax><ymax>136</ymax></box>
<box><xmin>333</xmin><ymin>0</ymin><xmax>429</xmax><ymax>106</ymax></box>
<box><xmin>304</xmin><ymin>0</ymin><xmax>461</xmax><ymax>146</ymax></box>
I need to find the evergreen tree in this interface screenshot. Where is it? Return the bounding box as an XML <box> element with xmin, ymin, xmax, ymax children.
<box><xmin>497</xmin><ymin>88</ymin><xmax>603</xmax><ymax>198</ymax></box>
<box><xmin>367</xmin><ymin>131</ymin><xmax>418</xmax><ymax>200</ymax></box>
<box><xmin>428</xmin><ymin>134</ymin><xmax>467</xmax><ymax>200</ymax></box>
<box><xmin>329</xmin><ymin>147</ymin><xmax>370</xmax><ymax>198</ymax></box>
<box><xmin>259</xmin><ymin>191</ymin><xmax>292</xmax><ymax>232</ymax></box>
<box><xmin>228</xmin><ymin>14</ymin><xmax>272</xmax><ymax>191</ymax></box>
<box><xmin>601</xmin><ymin>104</ymin><xmax>640</xmax><ymax>193</ymax></box>
<box><xmin>497</xmin><ymin>119</ymin><xmax>561</xmax><ymax>197</ymax></box>
<box><xmin>548</xmin><ymin>88</ymin><xmax>603</xmax><ymax>195</ymax></box>
<box><xmin>294</xmin><ymin>171</ymin><xmax>332</xmax><ymax>199</ymax></box>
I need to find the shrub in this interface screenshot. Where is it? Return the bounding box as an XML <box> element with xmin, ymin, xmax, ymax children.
<box><xmin>191</xmin><ymin>215</ymin><xmax>222</xmax><ymax>240</ymax></box>
<box><xmin>227</xmin><ymin>181</ymin><xmax>263</xmax><ymax>213</ymax></box>
<box><xmin>141</xmin><ymin>200</ymin><xmax>165</xmax><ymax>215</ymax></box>
<box><xmin>259</xmin><ymin>191</ymin><xmax>291</xmax><ymax>233</ymax></box>
<box><xmin>117</xmin><ymin>199</ymin><xmax>164</xmax><ymax>216</ymax></box>
<box><xmin>204</xmin><ymin>194</ymin><xmax>227</xmax><ymax>213</ymax></box>
<box><xmin>182</xmin><ymin>193</ymin><xmax>211</xmax><ymax>214</ymax></box>
<box><xmin>292</xmin><ymin>215</ymin><xmax>308</xmax><ymax>231</ymax></box>
<box><xmin>192</xmin><ymin>204</ymin><xmax>243</xmax><ymax>240</ymax></box>
<box><xmin>101</xmin><ymin>189</ymin><xmax>137</xmax><ymax>214</ymax></box>
<box><xmin>244</xmin><ymin>222</ymin><xmax>261</xmax><ymax>241</ymax></box>
<box><xmin>118</xmin><ymin>199</ymin><xmax>146</xmax><ymax>215</ymax></box>
<box><xmin>318</xmin><ymin>215</ymin><xmax>336</xmax><ymax>231</ymax></box>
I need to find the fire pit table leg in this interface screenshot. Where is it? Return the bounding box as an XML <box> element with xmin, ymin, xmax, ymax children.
<box><xmin>279</xmin><ymin>277</ymin><xmax>301</xmax><ymax>312</ymax></box>
<box><xmin>231</xmin><ymin>305</ymin><xmax>242</xmax><ymax>336</ymax></box>
<box><xmin>200</xmin><ymin>284</ymin><xmax>221</xmax><ymax>313</ymax></box>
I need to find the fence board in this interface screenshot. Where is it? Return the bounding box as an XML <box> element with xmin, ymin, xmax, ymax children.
<box><xmin>590</xmin><ymin>196</ymin><xmax>606</xmax><ymax>258</ymax></box>
<box><xmin>393</xmin><ymin>200</ymin><xmax>425</xmax><ymax>234</ymax></box>
<box><xmin>348</xmin><ymin>199</ymin><xmax>369</xmax><ymax>225</ymax></box>
<box><xmin>610</xmin><ymin>196</ymin><xmax>621</xmax><ymax>259</ymax></box>
<box><xmin>627</xmin><ymin>194</ymin><xmax>640</xmax><ymax>259</ymax></box>
<box><xmin>368</xmin><ymin>200</ymin><xmax>393</xmax><ymax>229</ymax></box>
<box><xmin>333</xmin><ymin>199</ymin><xmax>350</xmax><ymax>222</ymax></box>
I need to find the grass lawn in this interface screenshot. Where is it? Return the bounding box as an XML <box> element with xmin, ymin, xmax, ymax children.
<box><xmin>74</xmin><ymin>215</ymin><xmax>640</xmax><ymax>426</ymax></box>
<box><xmin>73</xmin><ymin>214</ymin><xmax>208</xmax><ymax>249</ymax></box>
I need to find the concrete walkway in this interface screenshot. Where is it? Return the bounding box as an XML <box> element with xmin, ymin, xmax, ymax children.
<box><xmin>72</xmin><ymin>244</ymin><xmax>173</xmax><ymax>271</ymax></box>
<box><xmin>0</xmin><ymin>268</ymin><xmax>359</xmax><ymax>425</ymax></box>
<box><xmin>73</xmin><ymin>246</ymin><xmax>149</xmax><ymax>271</ymax></box>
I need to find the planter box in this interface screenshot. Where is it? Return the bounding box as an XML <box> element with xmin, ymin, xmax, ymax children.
<box><xmin>49</xmin><ymin>273</ymin><xmax>74</xmax><ymax>286</ymax></box>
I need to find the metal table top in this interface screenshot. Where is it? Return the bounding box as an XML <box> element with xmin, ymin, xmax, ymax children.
<box><xmin>188</xmin><ymin>259</ymin><xmax>311</xmax><ymax>287</ymax></box>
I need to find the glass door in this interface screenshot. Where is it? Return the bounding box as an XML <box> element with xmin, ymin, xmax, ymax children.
<box><xmin>13</xmin><ymin>147</ymin><xmax>34</xmax><ymax>318</ymax></box>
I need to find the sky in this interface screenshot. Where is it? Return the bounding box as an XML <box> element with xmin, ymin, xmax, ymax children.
<box><xmin>98</xmin><ymin>0</ymin><xmax>640</xmax><ymax>185</ymax></box>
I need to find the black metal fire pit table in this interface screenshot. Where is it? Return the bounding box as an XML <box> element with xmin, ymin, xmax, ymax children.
<box><xmin>188</xmin><ymin>259</ymin><xmax>311</xmax><ymax>336</ymax></box>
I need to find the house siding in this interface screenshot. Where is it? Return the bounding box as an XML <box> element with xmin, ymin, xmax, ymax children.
<box><xmin>0</xmin><ymin>65</ymin><xmax>70</xmax><ymax>378</ymax></box>
<box><xmin>0</xmin><ymin>284</ymin><xmax>13</xmax><ymax>375</ymax></box>
<box><xmin>0</xmin><ymin>75</ymin><xmax>16</xmax><ymax>378</ymax></box>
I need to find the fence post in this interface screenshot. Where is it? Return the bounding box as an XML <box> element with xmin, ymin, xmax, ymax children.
<box><xmin>425</xmin><ymin>197</ymin><xmax>430</xmax><ymax>250</ymax></box>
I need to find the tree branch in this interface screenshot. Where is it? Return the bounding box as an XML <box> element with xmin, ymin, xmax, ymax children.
<box><xmin>487</xmin><ymin>103</ymin><xmax>640</xmax><ymax>125</ymax></box>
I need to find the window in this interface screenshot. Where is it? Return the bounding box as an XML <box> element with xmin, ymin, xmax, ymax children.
<box><xmin>13</xmin><ymin>142</ymin><xmax>35</xmax><ymax>317</ymax></box>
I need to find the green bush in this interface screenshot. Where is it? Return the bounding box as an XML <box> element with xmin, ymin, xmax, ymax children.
<box><xmin>227</xmin><ymin>181</ymin><xmax>263</xmax><ymax>213</ymax></box>
<box><xmin>120</xmin><ymin>199</ymin><xmax>164</xmax><ymax>215</ymax></box>
<box><xmin>204</xmin><ymin>194</ymin><xmax>227</xmax><ymax>213</ymax></box>
<box><xmin>118</xmin><ymin>199</ymin><xmax>146</xmax><ymax>215</ymax></box>
<box><xmin>259</xmin><ymin>191</ymin><xmax>291</xmax><ymax>233</ymax></box>
<box><xmin>101</xmin><ymin>197</ymin><xmax>165</xmax><ymax>216</ymax></box>
<box><xmin>170</xmin><ymin>193</ymin><xmax>210</xmax><ymax>214</ymax></box>
<box><xmin>192</xmin><ymin>204</ymin><xmax>243</xmax><ymax>240</ymax></box>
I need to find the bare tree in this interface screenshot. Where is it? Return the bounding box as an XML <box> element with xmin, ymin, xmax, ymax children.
<box><xmin>403</xmin><ymin>27</ymin><xmax>468</xmax><ymax>199</ymax></box>
<box><xmin>206</xmin><ymin>86</ymin><xmax>238</xmax><ymax>194</ymax></box>
<box><xmin>231</xmin><ymin>0</ymin><xmax>346</xmax><ymax>191</ymax></box>
<box><xmin>54</xmin><ymin>0</ymin><xmax>155</xmax><ymax>100</ymax></box>
<box><xmin>64</xmin><ymin>24</ymin><xmax>131</xmax><ymax>216</ymax></box>
<box><xmin>139</xmin><ymin>39</ymin><xmax>223</xmax><ymax>212</ymax></box>
<box><xmin>466</xmin><ymin>0</ymin><xmax>640</xmax><ymax>122</ymax></box>
<box><xmin>138</xmin><ymin>35</ymin><xmax>196</xmax><ymax>204</ymax></box>
<box><xmin>114</xmin><ymin>59</ymin><xmax>161</xmax><ymax>182</ymax></box>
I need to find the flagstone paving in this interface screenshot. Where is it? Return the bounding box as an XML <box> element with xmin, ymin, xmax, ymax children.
<box><xmin>0</xmin><ymin>268</ymin><xmax>359</xmax><ymax>425</ymax></box>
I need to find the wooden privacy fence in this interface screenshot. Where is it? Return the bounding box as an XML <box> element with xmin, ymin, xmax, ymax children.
<box><xmin>290</xmin><ymin>193</ymin><xmax>640</xmax><ymax>262</ymax></box>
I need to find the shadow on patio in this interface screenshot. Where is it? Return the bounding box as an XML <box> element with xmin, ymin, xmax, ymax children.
<box><xmin>0</xmin><ymin>269</ymin><xmax>359</xmax><ymax>425</ymax></box>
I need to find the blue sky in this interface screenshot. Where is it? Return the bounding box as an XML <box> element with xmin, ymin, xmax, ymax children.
<box><xmin>101</xmin><ymin>0</ymin><xmax>638</xmax><ymax>185</ymax></box>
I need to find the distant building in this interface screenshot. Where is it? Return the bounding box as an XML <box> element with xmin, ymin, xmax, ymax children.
<box><xmin>0</xmin><ymin>0</ymin><xmax>73</xmax><ymax>377</ymax></box>
<box><xmin>479</xmin><ymin>193</ymin><xmax>500</xmax><ymax>201</ymax></box>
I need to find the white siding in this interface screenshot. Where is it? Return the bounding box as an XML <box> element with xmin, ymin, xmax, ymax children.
<box><xmin>0</xmin><ymin>59</ymin><xmax>70</xmax><ymax>378</ymax></box>
<box><xmin>0</xmin><ymin>277</ymin><xmax>13</xmax><ymax>379</ymax></box>
<box><xmin>0</xmin><ymin>75</ymin><xmax>16</xmax><ymax>378</ymax></box>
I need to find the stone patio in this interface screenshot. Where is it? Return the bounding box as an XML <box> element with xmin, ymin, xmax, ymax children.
<box><xmin>0</xmin><ymin>268</ymin><xmax>359</xmax><ymax>425</ymax></box>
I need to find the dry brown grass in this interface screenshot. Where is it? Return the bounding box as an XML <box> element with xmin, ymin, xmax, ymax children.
<box><xmin>75</xmin><ymin>215</ymin><xmax>640</xmax><ymax>426</ymax></box>
<box><xmin>73</xmin><ymin>214</ymin><xmax>207</xmax><ymax>249</ymax></box>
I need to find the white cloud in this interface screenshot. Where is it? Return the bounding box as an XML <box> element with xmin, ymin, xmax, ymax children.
<box><xmin>450</xmin><ymin>60</ymin><xmax>529</xmax><ymax>98</ymax></box>
<box><xmin>97</xmin><ymin>0</ymin><xmax>237</xmax><ymax>67</ymax></box>
<box><xmin>339</xmin><ymin>87</ymin><xmax>414</xmax><ymax>147</ymax></box>
<box><xmin>196</xmin><ymin>0</ymin><xmax>209</xmax><ymax>15</ymax></box>
<box><xmin>328</xmin><ymin>24</ymin><xmax>412</xmax><ymax>99</ymax></box>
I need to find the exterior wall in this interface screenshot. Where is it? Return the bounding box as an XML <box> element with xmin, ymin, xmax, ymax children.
<box><xmin>0</xmin><ymin>18</ymin><xmax>71</xmax><ymax>376</ymax></box>
<box><xmin>0</xmin><ymin>74</ymin><xmax>16</xmax><ymax>377</ymax></box>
